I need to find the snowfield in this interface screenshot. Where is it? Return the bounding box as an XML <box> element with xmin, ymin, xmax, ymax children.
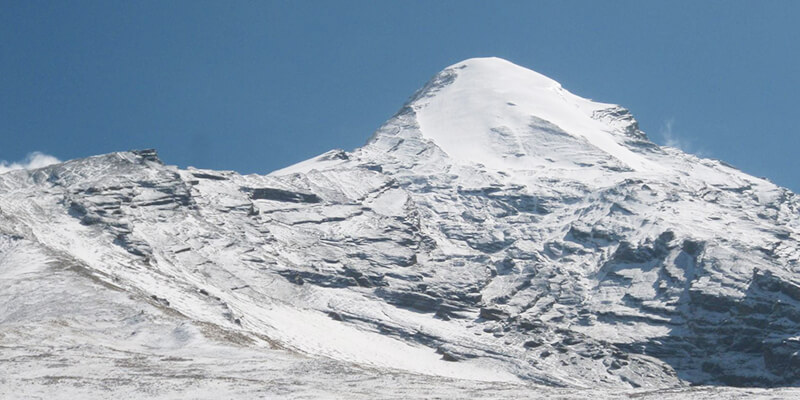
<box><xmin>2</xmin><ymin>58</ymin><xmax>800</xmax><ymax>398</ymax></box>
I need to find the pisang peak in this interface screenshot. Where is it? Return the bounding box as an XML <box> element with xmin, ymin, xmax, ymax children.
<box><xmin>2</xmin><ymin>57</ymin><xmax>800</xmax><ymax>397</ymax></box>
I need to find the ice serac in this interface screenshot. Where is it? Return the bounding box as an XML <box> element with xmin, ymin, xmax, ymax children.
<box><xmin>3</xmin><ymin>58</ymin><xmax>800</xmax><ymax>397</ymax></box>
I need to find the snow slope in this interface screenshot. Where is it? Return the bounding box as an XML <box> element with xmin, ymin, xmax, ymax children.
<box><xmin>408</xmin><ymin>57</ymin><xmax>655</xmax><ymax>172</ymax></box>
<box><xmin>2</xmin><ymin>58</ymin><xmax>800</xmax><ymax>397</ymax></box>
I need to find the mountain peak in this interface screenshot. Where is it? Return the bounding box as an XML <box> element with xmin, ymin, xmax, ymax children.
<box><xmin>371</xmin><ymin>57</ymin><xmax>654</xmax><ymax>173</ymax></box>
<box><xmin>5</xmin><ymin>56</ymin><xmax>800</xmax><ymax>397</ymax></box>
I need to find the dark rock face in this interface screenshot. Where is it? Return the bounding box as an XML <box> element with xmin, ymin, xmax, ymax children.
<box><xmin>192</xmin><ymin>172</ymin><xmax>228</xmax><ymax>181</ymax></box>
<box><xmin>375</xmin><ymin>288</ymin><xmax>444</xmax><ymax>313</ymax></box>
<box><xmin>640</xmin><ymin>270</ymin><xmax>800</xmax><ymax>386</ymax></box>
<box><xmin>479</xmin><ymin>307</ymin><xmax>510</xmax><ymax>321</ymax></box>
<box><xmin>246</xmin><ymin>187</ymin><xmax>322</xmax><ymax>203</ymax></box>
<box><xmin>591</xmin><ymin>246</ymin><xmax>800</xmax><ymax>388</ymax></box>
<box><xmin>131</xmin><ymin>149</ymin><xmax>162</xmax><ymax>164</ymax></box>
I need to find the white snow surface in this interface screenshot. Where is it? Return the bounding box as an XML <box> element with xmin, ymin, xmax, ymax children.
<box><xmin>3</xmin><ymin>58</ymin><xmax>800</xmax><ymax>398</ymax></box>
<box><xmin>408</xmin><ymin>58</ymin><xmax>655</xmax><ymax>172</ymax></box>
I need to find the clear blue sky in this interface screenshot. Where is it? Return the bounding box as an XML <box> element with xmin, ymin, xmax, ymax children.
<box><xmin>2</xmin><ymin>1</ymin><xmax>798</xmax><ymax>191</ymax></box>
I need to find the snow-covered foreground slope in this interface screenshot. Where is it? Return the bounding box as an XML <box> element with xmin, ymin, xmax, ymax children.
<box><xmin>3</xmin><ymin>58</ymin><xmax>800</xmax><ymax>398</ymax></box>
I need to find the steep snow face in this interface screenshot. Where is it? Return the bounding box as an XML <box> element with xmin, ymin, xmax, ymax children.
<box><xmin>3</xmin><ymin>59</ymin><xmax>800</xmax><ymax>397</ymax></box>
<box><xmin>369</xmin><ymin>57</ymin><xmax>656</xmax><ymax>174</ymax></box>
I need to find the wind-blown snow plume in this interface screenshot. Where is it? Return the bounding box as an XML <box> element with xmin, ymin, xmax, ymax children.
<box><xmin>0</xmin><ymin>152</ymin><xmax>60</xmax><ymax>173</ymax></box>
<box><xmin>660</xmin><ymin>118</ymin><xmax>686</xmax><ymax>149</ymax></box>
<box><xmin>659</xmin><ymin>118</ymin><xmax>706</xmax><ymax>157</ymax></box>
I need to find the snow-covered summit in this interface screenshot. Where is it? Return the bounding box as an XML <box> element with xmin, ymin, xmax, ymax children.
<box><xmin>368</xmin><ymin>57</ymin><xmax>655</xmax><ymax>173</ymax></box>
